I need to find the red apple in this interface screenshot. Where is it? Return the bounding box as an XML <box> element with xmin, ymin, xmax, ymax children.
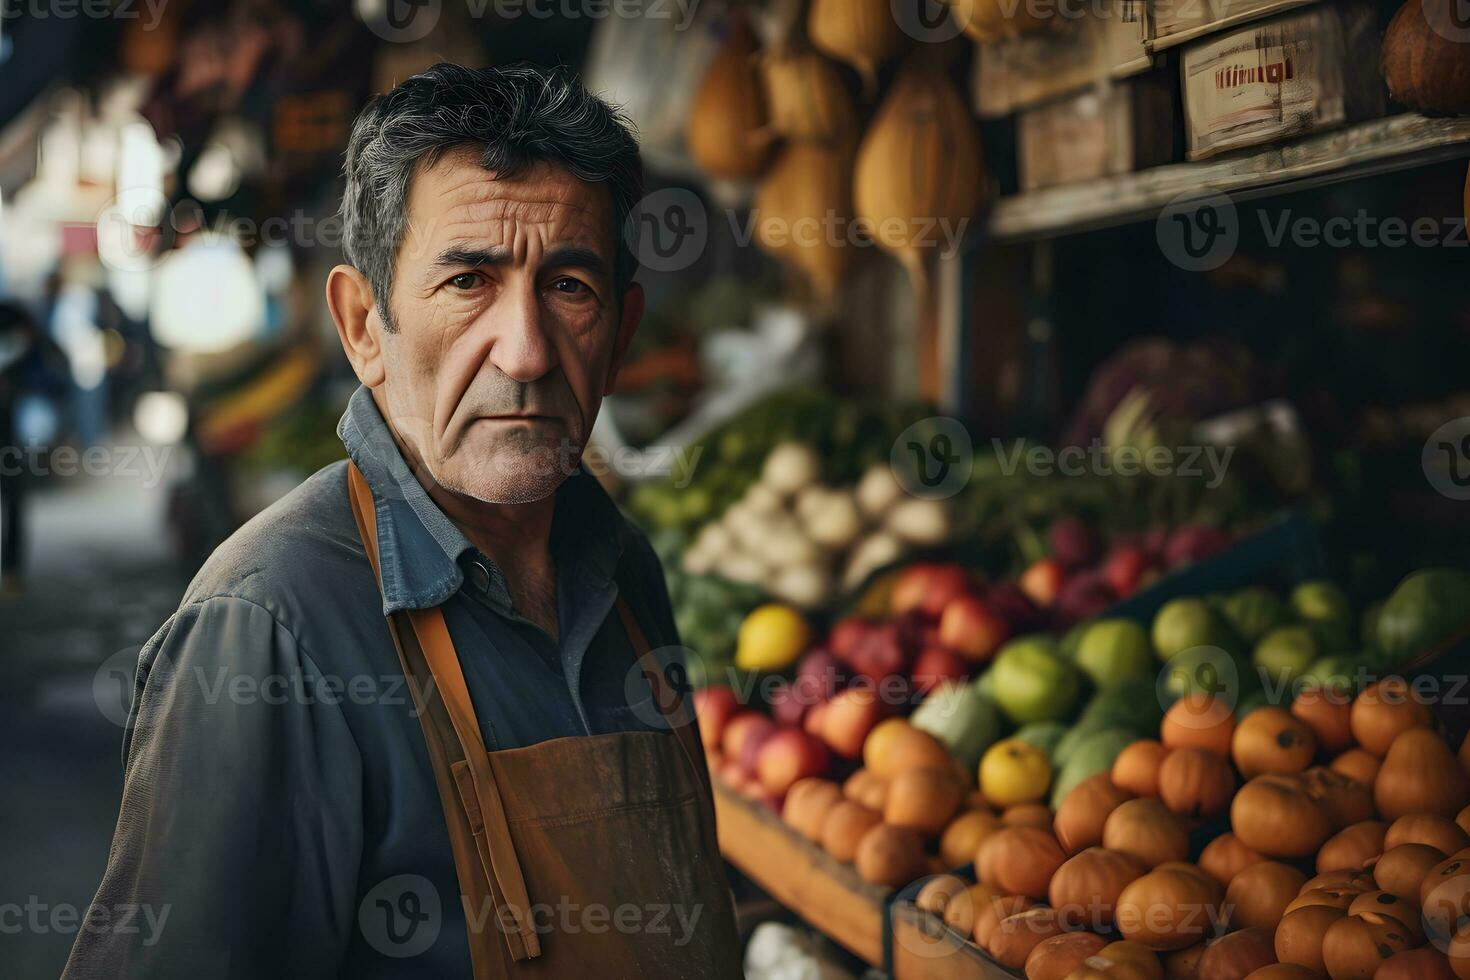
<box><xmin>693</xmin><ymin>685</ymin><xmax>741</xmax><ymax>754</ymax></box>
<box><xmin>1101</xmin><ymin>545</ymin><xmax>1153</xmax><ymax>599</ymax></box>
<box><xmin>768</xmin><ymin>681</ymin><xmax>807</xmax><ymax>728</ymax></box>
<box><xmin>984</xmin><ymin>580</ymin><xmax>1043</xmax><ymax>634</ymax></box>
<box><xmin>717</xmin><ymin>758</ymin><xmax>749</xmax><ymax>792</ymax></box>
<box><xmin>845</xmin><ymin>621</ymin><xmax>909</xmax><ymax>682</ymax></box>
<box><xmin>1048</xmin><ymin>515</ymin><xmax>1100</xmax><ymax>569</ymax></box>
<box><xmin>1164</xmin><ymin>525</ymin><xmax>1232</xmax><ymax>569</ymax></box>
<box><xmin>911</xmin><ymin>646</ymin><xmax>971</xmax><ymax>695</ymax></box>
<box><xmin>721</xmin><ymin>711</ymin><xmax>776</xmax><ymax>773</ymax></box>
<box><xmin>937</xmin><ymin>595</ymin><xmax>1011</xmax><ymax>662</ymax></box>
<box><xmin>756</xmin><ymin>728</ymin><xmax>832</xmax><ymax>798</ymax></box>
<box><xmin>1019</xmin><ymin>558</ymin><xmax>1067</xmax><ymax>608</ymax></box>
<box><xmin>891</xmin><ymin>563</ymin><xmax>973</xmax><ymax>617</ymax></box>
<box><xmin>828</xmin><ymin>618</ymin><xmax>870</xmax><ymax>660</ymax></box>
<box><xmin>1053</xmin><ymin>572</ymin><xmax>1116</xmax><ymax>627</ymax></box>
<box><xmin>795</xmin><ymin>650</ymin><xmax>846</xmax><ymax>699</ymax></box>
<box><xmin>737</xmin><ymin>719</ymin><xmax>780</xmax><ymax>774</ymax></box>
<box><xmin>816</xmin><ymin>687</ymin><xmax>885</xmax><ymax>759</ymax></box>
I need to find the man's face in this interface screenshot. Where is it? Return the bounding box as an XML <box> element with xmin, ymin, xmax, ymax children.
<box><xmin>372</xmin><ymin>148</ymin><xmax>636</xmax><ymax>504</ymax></box>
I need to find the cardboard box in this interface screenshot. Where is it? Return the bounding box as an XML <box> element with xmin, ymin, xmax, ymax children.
<box><xmin>1017</xmin><ymin>73</ymin><xmax>1180</xmax><ymax>189</ymax></box>
<box><xmin>1181</xmin><ymin>2</ymin><xmax>1385</xmax><ymax>160</ymax></box>
<box><xmin>1148</xmin><ymin>0</ymin><xmax>1320</xmax><ymax>49</ymax></box>
<box><xmin>973</xmin><ymin>0</ymin><xmax>1152</xmax><ymax>119</ymax></box>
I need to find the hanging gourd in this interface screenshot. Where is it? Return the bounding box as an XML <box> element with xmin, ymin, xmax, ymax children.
<box><xmin>854</xmin><ymin>58</ymin><xmax>985</xmax><ymax>396</ymax></box>
<box><xmin>947</xmin><ymin>0</ymin><xmax>1051</xmax><ymax>43</ymax></box>
<box><xmin>1381</xmin><ymin>0</ymin><xmax>1470</xmax><ymax>114</ymax></box>
<box><xmin>807</xmin><ymin>0</ymin><xmax>906</xmax><ymax>97</ymax></box>
<box><xmin>759</xmin><ymin>49</ymin><xmax>861</xmax><ymax>145</ymax></box>
<box><xmin>686</xmin><ymin>14</ymin><xmax>772</xmax><ymax>181</ymax></box>
<box><xmin>754</xmin><ymin>141</ymin><xmax>857</xmax><ymax>302</ymax></box>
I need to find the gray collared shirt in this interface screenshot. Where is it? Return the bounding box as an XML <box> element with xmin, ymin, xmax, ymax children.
<box><xmin>63</xmin><ymin>386</ymin><xmax>684</xmax><ymax>979</ymax></box>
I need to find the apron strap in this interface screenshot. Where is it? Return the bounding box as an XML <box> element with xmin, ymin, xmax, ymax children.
<box><xmin>347</xmin><ymin>463</ymin><xmax>541</xmax><ymax>965</ymax></box>
<box><xmin>613</xmin><ymin>598</ymin><xmax>712</xmax><ymax>800</ymax></box>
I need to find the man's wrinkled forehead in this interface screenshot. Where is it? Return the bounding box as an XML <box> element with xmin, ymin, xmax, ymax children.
<box><xmin>399</xmin><ymin>149</ymin><xmax>613</xmax><ymax>264</ymax></box>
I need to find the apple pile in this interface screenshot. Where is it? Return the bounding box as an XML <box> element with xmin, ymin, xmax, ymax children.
<box><xmin>1019</xmin><ymin>516</ymin><xmax>1236</xmax><ymax>629</ymax></box>
<box><xmin>697</xmin><ymin>562</ymin><xmax>1042</xmax><ymax>803</ymax></box>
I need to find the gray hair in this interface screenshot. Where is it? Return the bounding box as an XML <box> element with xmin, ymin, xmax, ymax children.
<box><xmin>339</xmin><ymin>62</ymin><xmax>643</xmax><ymax>330</ymax></box>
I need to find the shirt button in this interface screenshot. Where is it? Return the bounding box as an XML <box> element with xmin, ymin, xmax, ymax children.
<box><xmin>468</xmin><ymin>560</ymin><xmax>492</xmax><ymax>593</ymax></box>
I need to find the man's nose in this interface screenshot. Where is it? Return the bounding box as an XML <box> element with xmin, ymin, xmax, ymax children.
<box><xmin>486</xmin><ymin>282</ymin><xmax>558</xmax><ymax>383</ymax></box>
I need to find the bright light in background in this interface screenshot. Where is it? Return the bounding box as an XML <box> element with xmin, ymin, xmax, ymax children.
<box><xmin>134</xmin><ymin>391</ymin><xmax>190</xmax><ymax>445</ymax></box>
<box><xmin>115</xmin><ymin>119</ymin><xmax>166</xmax><ymax>226</ymax></box>
<box><xmin>54</xmin><ymin>282</ymin><xmax>107</xmax><ymax>388</ymax></box>
<box><xmin>150</xmin><ymin>234</ymin><xmax>264</xmax><ymax>353</ymax></box>
<box><xmin>188</xmin><ymin>141</ymin><xmax>241</xmax><ymax>202</ymax></box>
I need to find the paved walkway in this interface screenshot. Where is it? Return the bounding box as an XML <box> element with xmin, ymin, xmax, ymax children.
<box><xmin>0</xmin><ymin>465</ymin><xmax>187</xmax><ymax>978</ymax></box>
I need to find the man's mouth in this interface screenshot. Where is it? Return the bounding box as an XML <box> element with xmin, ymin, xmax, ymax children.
<box><xmin>475</xmin><ymin>414</ymin><xmax>561</xmax><ymax>425</ymax></box>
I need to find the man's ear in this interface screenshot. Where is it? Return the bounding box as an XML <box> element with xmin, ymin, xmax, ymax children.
<box><xmin>603</xmin><ymin>282</ymin><xmax>644</xmax><ymax>397</ymax></box>
<box><xmin>327</xmin><ymin>265</ymin><xmax>387</xmax><ymax>387</ymax></box>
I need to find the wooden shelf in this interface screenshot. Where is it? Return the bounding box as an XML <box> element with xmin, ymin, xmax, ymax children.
<box><xmin>983</xmin><ymin>113</ymin><xmax>1470</xmax><ymax>243</ymax></box>
<box><xmin>713</xmin><ymin>781</ymin><xmax>889</xmax><ymax>968</ymax></box>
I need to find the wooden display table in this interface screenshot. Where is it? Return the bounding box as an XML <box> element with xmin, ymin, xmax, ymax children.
<box><xmin>713</xmin><ymin>782</ymin><xmax>1020</xmax><ymax>978</ymax></box>
<box><xmin>713</xmin><ymin>781</ymin><xmax>888</xmax><ymax>967</ymax></box>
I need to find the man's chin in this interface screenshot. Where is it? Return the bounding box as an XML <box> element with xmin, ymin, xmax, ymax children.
<box><xmin>432</xmin><ymin>445</ymin><xmax>577</xmax><ymax>505</ymax></box>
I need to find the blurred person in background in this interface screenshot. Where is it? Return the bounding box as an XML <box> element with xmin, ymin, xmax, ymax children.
<box><xmin>64</xmin><ymin>63</ymin><xmax>739</xmax><ymax>979</ymax></box>
<box><xmin>0</xmin><ymin>300</ymin><xmax>66</xmax><ymax>597</ymax></box>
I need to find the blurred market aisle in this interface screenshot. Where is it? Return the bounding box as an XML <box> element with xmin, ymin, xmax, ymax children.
<box><xmin>0</xmin><ymin>460</ymin><xmax>186</xmax><ymax>979</ymax></box>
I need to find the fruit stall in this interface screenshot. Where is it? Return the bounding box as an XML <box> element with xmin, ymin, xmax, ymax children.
<box><xmin>592</xmin><ymin>0</ymin><xmax>1470</xmax><ymax>973</ymax></box>
<box><xmin>6</xmin><ymin>0</ymin><xmax>1470</xmax><ymax>976</ymax></box>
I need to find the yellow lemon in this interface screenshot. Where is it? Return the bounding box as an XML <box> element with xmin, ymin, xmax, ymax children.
<box><xmin>979</xmin><ymin>738</ymin><xmax>1052</xmax><ymax>807</ymax></box>
<box><xmin>734</xmin><ymin>604</ymin><xmax>812</xmax><ymax>672</ymax></box>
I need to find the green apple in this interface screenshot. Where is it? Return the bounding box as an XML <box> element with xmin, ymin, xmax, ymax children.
<box><xmin>989</xmin><ymin>638</ymin><xmax>1081</xmax><ymax>726</ymax></box>
<box><xmin>1161</xmin><ymin>646</ymin><xmax>1254</xmax><ymax>704</ymax></box>
<box><xmin>1153</xmin><ymin>598</ymin><xmax>1230</xmax><ymax>662</ymax></box>
<box><xmin>1254</xmin><ymin>624</ymin><xmax>1320</xmax><ymax>687</ymax></box>
<box><xmin>1221</xmin><ymin>587</ymin><xmax>1288</xmax><ymax>644</ymax></box>
<box><xmin>1012</xmin><ymin>721</ymin><xmax>1069</xmax><ymax>762</ymax></box>
<box><xmin>1291</xmin><ymin>581</ymin><xmax>1353</xmax><ymax>652</ymax></box>
<box><xmin>911</xmin><ymin>682</ymin><xmax>1001</xmax><ymax>770</ymax></box>
<box><xmin>1075</xmin><ymin>618</ymin><xmax>1153</xmax><ymax>689</ymax></box>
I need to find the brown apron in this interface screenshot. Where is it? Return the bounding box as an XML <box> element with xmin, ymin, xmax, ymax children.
<box><xmin>347</xmin><ymin>463</ymin><xmax>742</xmax><ymax>978</ymax></box>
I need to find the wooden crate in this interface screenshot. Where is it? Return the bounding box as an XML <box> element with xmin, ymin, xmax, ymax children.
<box><xmin>890</xmin><ymin>900</ymin><xmax>1022</xmax><ymax>980</ymax></box>
<box><xmin>713</xmin><ymin>781</ymin><xmax>889</xmax><ymax>967</ymax></box>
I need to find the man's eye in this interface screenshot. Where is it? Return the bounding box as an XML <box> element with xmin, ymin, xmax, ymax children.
<box><xmin>551</xmin><ymin>277</ymin><xmax>588</xmax><ymax>295</ymax></box>
<box><xmin>449</xmin><ymin>273</ymin><xmax>482</xmax><ymax>290</ymax></box>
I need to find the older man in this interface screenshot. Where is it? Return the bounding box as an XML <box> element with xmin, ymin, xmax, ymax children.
<box><xmin>66</xmin><ymin>64</ymin><xmax>739</xmax><ymax>979</ymax></box>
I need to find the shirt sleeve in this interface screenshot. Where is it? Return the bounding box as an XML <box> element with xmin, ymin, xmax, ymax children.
<box><xmin>63</xmin><ymin>595</ymin><xmax>363</xmax><ymax>980</ymax></box>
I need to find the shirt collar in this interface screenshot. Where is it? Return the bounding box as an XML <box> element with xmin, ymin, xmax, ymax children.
<box><xmin>337</xmin><ymin>385</ymin><xmax>626</xmax><ymax>616</ymax></box>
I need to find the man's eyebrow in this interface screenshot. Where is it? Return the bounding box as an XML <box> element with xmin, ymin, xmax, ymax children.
<box><xmin>432</xmin><ymin>245</ymin><xmax>513</xmax><ymax>270</ymax></box>
<box><xmin>426</xmin><ymin>245</ymin><xmax>608</xmax><ymax>278</ymax></box>
<box><xmin>542</xmin><ymin>246</ymin><xmax>608</xmax><ymax>278</ymax></box>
